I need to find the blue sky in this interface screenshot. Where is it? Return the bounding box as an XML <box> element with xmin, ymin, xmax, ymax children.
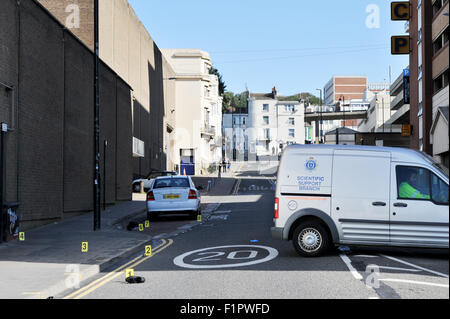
<box><xmin>128</xmin><ymin>0</ymin><xmax>409</xmax><ymax>96</ymax></box>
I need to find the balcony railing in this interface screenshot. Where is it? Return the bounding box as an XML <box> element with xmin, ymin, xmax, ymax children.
<box><xmin>201</xmin><ymin>124</ymin><xmax>216</xmax><ymax>137</ymax></box>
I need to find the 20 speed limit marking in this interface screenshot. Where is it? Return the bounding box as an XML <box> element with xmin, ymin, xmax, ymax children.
<box><xmin>173</xmin><ymin>245</ymin><xmax>278</xmax><ymax>269</ymax></box>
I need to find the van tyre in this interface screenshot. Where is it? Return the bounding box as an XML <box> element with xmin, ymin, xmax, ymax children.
<box><xmin>293</xmin><ymin>221</ymin><xmax>330</xmax><ymax>257</ymax></box>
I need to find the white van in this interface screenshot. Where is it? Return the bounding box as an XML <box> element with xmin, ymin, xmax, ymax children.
<box><xmin>271</xmin><ymin>144</ymin><xmax>449</xmax><ymax>257</ymax></box>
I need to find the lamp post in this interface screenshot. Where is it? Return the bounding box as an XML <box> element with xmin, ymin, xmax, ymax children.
<box><xmin>93</xmin><ymin>0</ymin><xmax>100</xmax><ymax>231</ymax></box>
<box><xmin>316</xmin><ymin>88</ymin><xmax>323</xmax><ymax>143</ymax></box>
<box><xmin>338</xmin><ymin>96</ymin><xmax>346</xmax><ymax>128</ymax></box>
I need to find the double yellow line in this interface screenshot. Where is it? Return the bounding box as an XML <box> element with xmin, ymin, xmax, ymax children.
<box><xmin>64</xmin><ymin>238</ymin><xmax>173</xmax><ymax>299</ymax></box>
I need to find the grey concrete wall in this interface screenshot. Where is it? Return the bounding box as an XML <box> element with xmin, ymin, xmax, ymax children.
<box><xmin>0</xmin><ymin>0</ymin><xmax>132</xmax><ymax>230</ymax></box>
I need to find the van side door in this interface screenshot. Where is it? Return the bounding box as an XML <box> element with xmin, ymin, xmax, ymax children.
<box><xmin>331</xmin><ymin>150</ymin><xmax>391</xmax><ymax>243</ymax></box>
<box><xmin>390</xmin><ymin>164</ymin><xmax>449</xmax><ymax>247</ymax></box>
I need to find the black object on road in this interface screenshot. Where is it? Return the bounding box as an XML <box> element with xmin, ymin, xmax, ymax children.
<box><xmin>127</xmin><ymin>221</ymin><xmax>139</xmax><ymax>231</ymax></box>
<box><xmin>126</xmin><ymin>276</ymin><xmax>146</xmax><ymax>284</ymax></box>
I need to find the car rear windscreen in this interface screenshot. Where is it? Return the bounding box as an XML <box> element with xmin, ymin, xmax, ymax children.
<box><xmin>153</xmin><ymin>178</ymin><xmax>190</xmax><ymax>189</ymax></box>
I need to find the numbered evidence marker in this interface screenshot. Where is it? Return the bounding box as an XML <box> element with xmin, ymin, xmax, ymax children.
<box><xmin>125</xmin><ymin>269</ymin><xmax>134</xmax><ymax>278</ymax></box>
<box><xmin>145</xmin><ymin>245</ymin><xmax>152</xmax><ymax>256</ymax></box>
<box><xmin>139</xmin><ymin>224</ymin><xmax>144</xmax><ymax>232</ymax></box>
<box><xmin>144</xmin><ymin>220</ymin><xmax>150</xmax><ymax>228</ymax></box>
<box><xmin>19</xmin><ymin>232</ymin><xmax>25</xmax><ymax>241</ymax></box>
<box><xmin>81</xmin><ymin>242</ymin><xmax>88</xmax><ymax>253</ymax></box>
<box><xmin>197</xmin><ymin>214</ymin><xmax>202</xmax><ymax>222</ymax></box>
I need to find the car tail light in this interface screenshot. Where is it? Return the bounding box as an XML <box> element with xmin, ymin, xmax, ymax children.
<box><xmin>274</xmin><ymin>197</ymin><xmax>279</xmax><ymax>219</ymax></box>
<box><xmin>188</xmin><ymin>189</ymin><xmax>197</xmax><ymax>199</ymax></box>
<box><xmin>147</xmin><ymin>191</ymin><xmax>155</xmax><ymax>201</ymax></box>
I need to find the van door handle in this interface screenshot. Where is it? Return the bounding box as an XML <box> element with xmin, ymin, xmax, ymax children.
<box><xmin>393</xmin><ymin>202</ymin><xmax>408</xmax><ymax>207</ymax></box>
<box><xmin>372</xmin><ymin>202</ymin><xmax>386</xmax><ymax>206</ymax></box>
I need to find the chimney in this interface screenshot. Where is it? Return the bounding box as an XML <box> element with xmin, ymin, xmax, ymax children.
<box><xmin>272</xmin><ymin>86</ymin><xmax>277</xmax><ymax>98</ymax></box>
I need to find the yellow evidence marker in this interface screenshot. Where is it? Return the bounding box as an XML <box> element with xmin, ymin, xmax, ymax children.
<box><xmin>144</xmin><ymin>220</ymin><xmax>150</xmax><ymax>228</ymax></box>
<box><xmin>81</xmin><ymin>242</ymin><xmax>88</xmax><ymax>253</ymax></box>
<box><xmin>125</xmin><ymin>269</ymin><xmax>134</xmax><ymax>278</ymax></box>
<box><xmin>19</xmin><ymin>232</ymin><xmax>25</xmax><ymax>241</ymax></box>
<box><xmin>197</xmin><ymin>214</ymin><xmax>202</xmax><ymax>222</ymax></box>
<box><xmin>139</xmin><ymin>224</ymin><xmax>144</xmax><ymax>232</ymax></box>
<box><xmin>145</xmin><ymin>245</ymin><xmax>152</xmax><ymax>256</ymax></box>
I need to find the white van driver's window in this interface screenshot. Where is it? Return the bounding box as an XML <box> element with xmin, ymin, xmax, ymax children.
<box><xmin>431</xmin><ymin>174</ymin><xmax>449</xmax><ymax>205</ymax></box>
<box><xmin>396</xmin><ymin>166</ymin><xmax>431</xmax><ymax>200</ymax></box>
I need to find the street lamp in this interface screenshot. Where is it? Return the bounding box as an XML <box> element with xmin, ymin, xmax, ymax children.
<box><xmin>316</xmin><ymin>88</ymin><xmax>323</xmax><ymax>143</ymax></box>
<box><xmin>93</xmin><ymin>0</ymin><xmax>100</xmax><ymax>231</ymax></box>
<box><xmin>338</xmin><ymin>96</ymin><xmax>346</xmax><ymax>128</ymax></box>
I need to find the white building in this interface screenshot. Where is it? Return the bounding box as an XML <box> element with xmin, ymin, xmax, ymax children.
<box><xmin>161</xmin><ymin>49</ymin><xmax>223</xmax><ymax>175</ymax></box>
<box><xmin>223</xmin><ymin>112</ymin><xmax>249</xmax><ymax>161</ymax></box>
<box><xmin>247</xmin><ymin>88</ymin><xmax>305</xmax><ymax>158</ymax></box>
<box><xmin>358</xmin><ymin>90</ymin><xmax>400</xmax><ymax>133</ymax></box>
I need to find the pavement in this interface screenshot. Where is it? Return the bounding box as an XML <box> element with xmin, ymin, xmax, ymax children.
<box><xmin>0</xmin><ymin>166</ymin><xmax>238</xmax><ymax>299</ymax></box>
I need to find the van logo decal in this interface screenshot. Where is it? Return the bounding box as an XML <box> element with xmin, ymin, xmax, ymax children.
<box><xmin>305</xmin><ymin>158</ymin><xmax>317</xmax><ymax>171</ymax></box>
<box><xmin>288</xmin><ymin>200</ymin><xmax>298</xmax><ymax>211</ymax></box>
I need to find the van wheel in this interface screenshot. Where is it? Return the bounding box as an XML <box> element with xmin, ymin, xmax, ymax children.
<box><xmin>292</xmin><ymin>221</ymin><xmax>330</xmax><ymax>257</ymax></box>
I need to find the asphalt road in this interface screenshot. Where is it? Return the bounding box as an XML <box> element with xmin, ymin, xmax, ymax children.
<box><xmin>60</xmin><ymin>161</ymin><xmax>449</xmax><ymax>300</ymax></box>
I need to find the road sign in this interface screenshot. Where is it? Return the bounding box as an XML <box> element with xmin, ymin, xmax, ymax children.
<box><xmin>391</xmin><ymin>2</ymin><xmax>411</xmax><ymax>20</ymax></box>
<box><xmin>403</xmin><ymin>69</ymin><xmax>410</xmax><ymax>104</ymax></box>
<box><xmin>402</xmin><ymin>124</ymin><xmax>412</xmax><ymax>137</ymax></box>
<box><xmin>391</xmin><ymin>36</ymin><xmax>410</xmax><ymax>54</ymax></box>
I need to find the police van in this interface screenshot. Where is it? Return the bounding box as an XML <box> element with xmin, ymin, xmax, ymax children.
<box><xmin>271</xmin><ymin>144</ymin><xmax>449</xmax><ymax>257</ymax></box>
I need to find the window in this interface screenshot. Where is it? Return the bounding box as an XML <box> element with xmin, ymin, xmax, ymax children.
<box><xmin>396</xmin><ymin>166</ymin><xmax>430</xmax><ymax>200</ymax></box>
<box><xmin>154</xmin><ymin>177</ymin><xmax>190</xmax><ymax>189</ymax></box>
<box><xmin>433</xmin><ymin>27</ymin><xmax>449</xmax><ymax>56</ymax></box>
<box><xmin>284</xmin><ymin>104</ymin><xmax>295</xmax><ymax>112</ymax></box>
<box><xmin>431</xmin><ymin>174</ymin><xmax>449</xmax><ymax>205</ymax></box>
<box><xmin>264</xmin><ymin>128</ymin><xmax>270</xmax><ymax>139</ymax></box>
<box><xmin>433</xmin><ymin>69</ymin><xmax>449</xmax><ymax>94</ymax></box>
<box><xmin>263</xmin><ymin>104</ymin><xmax>269</xmax><ymax>112</ymax></box>
<box><xmin>263</xmin><ymin>116</ymin><xmax>269</xmax><ymax>125</ymax></box>
<box><xmin>289</xmin><ymin>129</ymin><xmax>295</xmax><ymax>138</ymax></box>
<box><xmin>289</xmin><ymin>117</ymin><xmax>295</xmax><ymax>125</ymax></box>
<box><xmin>433</xmin><ymin>0</ymin><xmax>443</xmax><ymax>16</ymax></box>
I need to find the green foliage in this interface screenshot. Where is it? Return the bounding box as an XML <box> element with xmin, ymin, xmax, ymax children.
<box><xmin>278</xmin><ymin>92</ymin><xmax>321</xmax><ymax>105</ymax></box>
<box><xmin>222</xmin><ymin>91</ymin><xmax>249</xmax><ymax>113</ymax></box>
<box><xmin>209</xmin><ymin>67</ymin><xmax>226</xmax><ymax>95</ymax></box>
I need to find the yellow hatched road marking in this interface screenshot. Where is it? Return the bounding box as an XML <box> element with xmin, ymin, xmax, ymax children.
<box><xmin>64</xmin><ymin>239</ymin><xmax>172</xmax><ymax>299</ymax></box>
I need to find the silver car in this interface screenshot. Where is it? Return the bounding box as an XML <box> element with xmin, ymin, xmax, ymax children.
<box><xmin>146</xmin><ymin>176</ymin><xmax>202</xmax><ymax>220</ymax></box>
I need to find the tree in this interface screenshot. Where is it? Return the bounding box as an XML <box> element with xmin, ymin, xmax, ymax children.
<box><xmin>209</xmin><ymin>67</ymin><xmax>226</xmax><ymax>96</ymax></box>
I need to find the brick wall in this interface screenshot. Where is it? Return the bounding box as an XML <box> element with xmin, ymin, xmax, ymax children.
<box><xmin>38</xmin><ymin>0</ymin><xmax>94</xmax><ymax>50</ymax></box>
<box><xmin>0</xmin><ymin>0</ymin><xmax>132</xmax><ymax>230</ymax></box>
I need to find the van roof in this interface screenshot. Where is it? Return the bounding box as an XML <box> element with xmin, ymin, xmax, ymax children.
<box><xmin>282</xmin><ymin>144</ymin><xmax>430</xmax><ymax>164</ymax></box>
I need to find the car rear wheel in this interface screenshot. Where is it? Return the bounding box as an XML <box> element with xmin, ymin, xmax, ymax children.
<box><xmin>292</xmin><ymin>221</ymin><xmax>330</xmax><ymax>257</ymax></box>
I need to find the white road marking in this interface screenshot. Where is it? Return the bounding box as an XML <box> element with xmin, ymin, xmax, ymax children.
<box><xmin>353</xmin><ymin>255</ymin><xmax>377</xmax><ymax>258</ymax></box>
<box><xmin>339</xmin><ymin>254</ymin><xmax>363</xmax><ymax>280</ymax></box>
<box><xmin>380</xmin><ymin>254</ymin><xmax>449</xmax><ymax>278</ymax></box>
<box><xmin>380</xmin><ymin>278</ymin><xmax>449</xmax><ymax>288</ymax></box>
<box><xmin>174</xmin><ymin>245</ymin><xmax>279</xmax><ymax>269</ymax></box>
<box><xmin>377</xmin><ymin>266</ymin><xmax>421</xmax><ymax>272</ymax></box>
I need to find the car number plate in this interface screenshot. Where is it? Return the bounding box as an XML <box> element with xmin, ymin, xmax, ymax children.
<box><xmin>164</xmin><ymin>194</ymin><xmax>180</xmax><ymax>199</ymax></box>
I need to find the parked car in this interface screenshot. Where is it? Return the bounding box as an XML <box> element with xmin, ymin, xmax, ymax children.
<box><xmin>132</xmin><ymin>170</ymin><xmax>178</xmax><ymax>193</ymax></box>
<box><xmin>272</xmin><ymin>144</ymin><xmax>449</xmax><ymax>257</ymax></box>
<box><xmin>147</xmin><ymin>176</ymin><xmax>203</xmax><ymax>220</ymax></box>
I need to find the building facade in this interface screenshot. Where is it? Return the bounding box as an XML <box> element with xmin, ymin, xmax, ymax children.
<box><xmin>223</xmin><ymin>112</ymin><xmax>249</xmax><ymax>161</ymax></box>
<box><xmin>323</xmin><ymin>76</ymin><xmax>368</xmax><ymax>105</ymax></box>
<box><xmin>37</xmin><ymin>0</ymin><xmax>177</xmax><ymax>177</ymax></box>
<box><xmin>161</xmin><ymin>49</ymin><xmax>223</xmax><ymax>175</ymax></box>
<box><xmin>247</xmin><ymin>89</ymin><xmax>305</xmax><ymax>158</ymax></box>
<box><xmin>358</xmin><ymin>91</ymin><xmax>400</xmax><ymax>133</ymax></box>
<box><xmin>0</xmin><ymin>0</ymin><xmax>133</xmax><ymax>230</ymax></box>
<box><xmin>408</xmin><ymin>0</ymin><xmax>449</xmax><ymax>168</ymax></box>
